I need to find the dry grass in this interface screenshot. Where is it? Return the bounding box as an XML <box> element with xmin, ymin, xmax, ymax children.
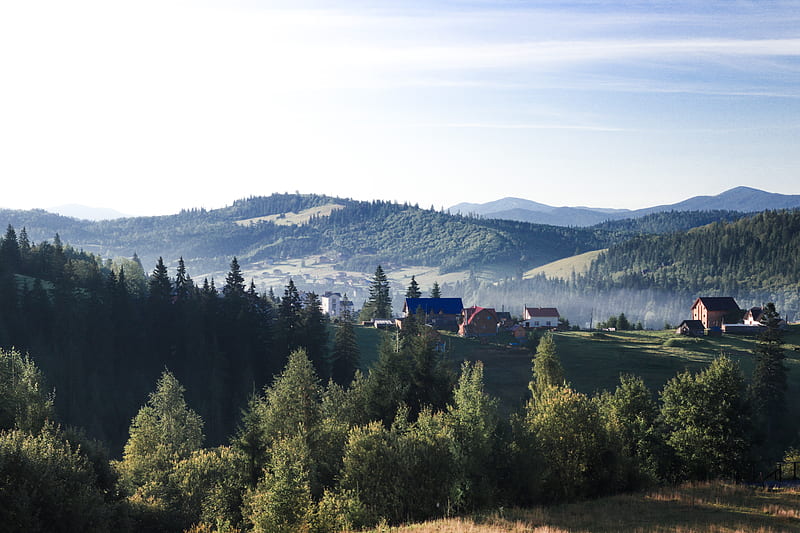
<box><xmin>360</xmin><ymin>482</ymin><xmax>800</xmax><ymax>533</ymax></box>
<box><xmin>523</xmin><ymin>250</ymin><xmax>605</xmax><ymax>281</ymax></box>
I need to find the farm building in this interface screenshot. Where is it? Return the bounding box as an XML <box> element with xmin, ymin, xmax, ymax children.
<box><xmin>675</xmin><ymin>319</ymin><xmax>705</xmax><ymax>337</ymax></box>
<box><xmin>691</xmin><ymin>297</ymin><xmax>740</xmax><ymax>329</ymax></box>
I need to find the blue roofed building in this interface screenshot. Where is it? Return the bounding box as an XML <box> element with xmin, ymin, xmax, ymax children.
<box><xmin>402</xmin><ymin>297</ymin><xmax>464</xmax><ymax>331</ymax></box>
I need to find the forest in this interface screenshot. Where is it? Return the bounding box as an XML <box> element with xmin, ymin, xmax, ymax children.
<box><xmin>449</xmin><ymin>209</ymin><xmax>800</xmax><ymax>326</ymax></box>
<box><xmin>0</xmin><ymin>224</ymin><xmax>796</xmax><ymax>532</ymax></box>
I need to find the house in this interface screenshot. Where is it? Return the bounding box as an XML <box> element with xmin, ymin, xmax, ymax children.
<box><xmin>459</xmin><ymin>306</ymin><xmax>499</xmax><ymax>338</ymax></box>
<box><xmin>523</xmin><ymin>307</ymin><xmax>559</xmax><ymax>329</ymax></box>
<box><xmin>675</xmin><ymin>319</ymin><xmax>705</xmax><ymax>337</ymax></box>
<box><xmin>403</xmin><ymin>297</ymin><xmax>464</xmax><ymax>331</ymax></box>
<box><xmin>320</xmin><ymin>292</ymin><xmax>342</xmax><ymax>317</ymax></box>
<box><xmin>691</xmin><ymin>297</ymin><xmax>740</xmax><ymax>329</ymax></box>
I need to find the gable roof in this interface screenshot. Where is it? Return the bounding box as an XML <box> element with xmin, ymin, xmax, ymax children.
<box><xmin>404</xmin><ymin>298</ymin><xmax>464</xmax><ymax>315</ymax></box>
<box><xmin>692</xmin><ymin>297</ymin><xmax>740</xmax><ymax>312</ymax></box>
<box><xmin>677</xmin><ymin>320</ymin><xmax>705</xmax><ymax>329</ymax></box>
<box><xmin>525</xmin><ymin>307</ymin><xmax>559</xmax><ymax>317</ymax></box>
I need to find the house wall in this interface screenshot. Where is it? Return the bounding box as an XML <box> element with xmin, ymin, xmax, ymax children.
<box><xmin>692</xmin><ymin>303</ymin><xmax>726</xmax><ymax>329</ymax></box>
<box><xmin>462</xmin><ymin>309</ymin><xmax>498</xmax><ymax>337</ymax></box>
<box><xmin>321</xmin><ymin>294</ymin><xmax>341</xmax><ymax>317</ymax></box>
<box><xmin>524</xmin><ymin>316</ymin><xmax>558</xmax><ymax>328</ymax></box>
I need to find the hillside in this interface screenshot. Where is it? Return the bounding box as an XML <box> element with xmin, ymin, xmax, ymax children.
<box><xmin>0</xmin><ymin>193</ymin><xmax>614</xmax><ymax>282</ymax></box>
<box><xmin>523</xmin><ymin>249</ymin><xmax>604</xmax><ymax>280</ymax></box>
<box><xmin>583</xmin><ymin>209</ymin><xmax>800</xmax><ymax>301</ymax></box>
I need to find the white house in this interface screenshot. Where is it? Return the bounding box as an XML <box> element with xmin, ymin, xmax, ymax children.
<box><xmin>523</xmin><ymin>307</ymin><xmax>559</xmax><ymax>328</ymax></box>
<box><xmin>321</xmin><ymin>292</ymin><xmax>342</xmax><ymax>317</ymax></box>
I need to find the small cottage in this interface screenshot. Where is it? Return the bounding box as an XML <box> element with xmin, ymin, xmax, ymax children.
<box><xmin>675</xmin><ymin>319</ymin><xmax>705</xmax><ymax>337</ymax></box>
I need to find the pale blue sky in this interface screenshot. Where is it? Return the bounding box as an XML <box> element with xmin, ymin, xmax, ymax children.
<box><xmin>1</xmin><ymin>0</ymin><xmax>798</xmax><ymax>215</ymax></box>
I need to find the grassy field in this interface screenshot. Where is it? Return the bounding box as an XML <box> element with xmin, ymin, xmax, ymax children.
<box><xmin>523</xmin><ymin>249</ymin><xmax>605</xmax><ymax>281</ymax></box>
<box><xmin>353</xmin><ymin>325</ymin><xmax>800</xmax><ymax>416</ymax></box>
<box><xmin>362</xmin><ymin>482</ymin><xmax>800</xmax><ymax>532</ymax></box>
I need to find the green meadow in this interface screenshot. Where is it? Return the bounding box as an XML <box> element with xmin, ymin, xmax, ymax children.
<box><xmin>355</xmin><ymin>324</ymin><xmax>800</xmax><ymax>415</ymax></box>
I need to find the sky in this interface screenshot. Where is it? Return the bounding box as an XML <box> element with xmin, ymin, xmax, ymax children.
<box><xmin>1</xmin><ymin>0</ymin><xmax>799</xmax><ymax>216</ymax></box>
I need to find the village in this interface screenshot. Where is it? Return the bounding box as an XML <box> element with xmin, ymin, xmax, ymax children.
<box><xmin>317</xmin><ymin>290</ymin><xmax>786</xmax><ymax>340</ymax></box>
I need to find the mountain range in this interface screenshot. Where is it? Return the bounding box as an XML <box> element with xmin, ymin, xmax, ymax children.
<box><xmin>449</xmin><ymin>186</ymin><xmax>800</xmax><ymax>227</ymax></box>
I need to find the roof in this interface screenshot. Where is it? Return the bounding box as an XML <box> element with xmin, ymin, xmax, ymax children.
<box><xmin>677</xmin><ymin>320</ymin><xmax>705</xmax><ymax>329</ymax></box>
<box><xmin>525</xmin><ymin>307</ymin><xmax>559</xmax><ymax>317</ymax></box>
<box><xmin>692</xmin><ymin>297</ymin><xmax>740</xmax><ymax>312</ymax></box>
<box><xmin>404</xmin><ymin>298</ymin><xmax>464</xmax><ymax>315</ymax></box>
<box><xmin>463</xmin><ymin>306</ymin><xmax>498</xmax><ymax>325</ymax></box>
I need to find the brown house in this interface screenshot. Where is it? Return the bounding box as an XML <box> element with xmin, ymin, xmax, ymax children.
<box><xmin>691</xmin><ymin>297</ymin><xmax>740</xmax><ymax>329</ymax></box>
<box><xmin>459</xmin><ymin>306</ymin><xmax>499</xmax><ymax>338</ymax></box>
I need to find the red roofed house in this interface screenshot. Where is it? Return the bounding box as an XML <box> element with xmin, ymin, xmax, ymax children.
<box><xmin>691</xmin><ymin>297</ymin><xmax>740</xmax><ymax>329</ymax></box>
<box><xmin>523</xmin><ymin>307</ymin><xmax>559</xmax><ymax>329</ymax></box>
<box><xmin>459</xmin><ymin>306</ymin><xmax>499</xmax><ymax>337</ymax></box>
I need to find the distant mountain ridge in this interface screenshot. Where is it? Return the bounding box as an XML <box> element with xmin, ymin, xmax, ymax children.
<box><xmin>449</xmin><ymin>186</ymin><xmax>800</xmax><ymax>226</ymax></box>
<box><xmin>47</xmin><ymin>204</ymin><xmax>131</xmax><ymax>221</ymax></box>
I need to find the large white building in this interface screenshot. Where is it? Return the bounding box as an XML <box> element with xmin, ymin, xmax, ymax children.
<box><xmin>321</xmin><ymin>292</ymin><xmax>351</xmax><ymax>318</ymax></box>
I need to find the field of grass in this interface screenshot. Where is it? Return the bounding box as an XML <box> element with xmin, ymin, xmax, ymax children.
<box><xmin>235</xmin><ymin>203</ymin><xmax>346</xmax><ymax>227</ymax></box>
<box><xmin>523</xmin><ymin>249</ymin><xmax>605</xmax><ymax>281</ymax></box>
<box><xmin>433</xmin><ymin>326</ymin><xmax>800</xmax><ymax>415</ymax></box>
<box><xmin>362</xmin><ymin>482</ymin><xmax>800</xmax><ymax>532</ymax></box>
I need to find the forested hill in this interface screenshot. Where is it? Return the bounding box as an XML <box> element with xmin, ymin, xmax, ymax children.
<box><xmin>581</xmin><ymin>209</ymin><xmax>800</xmax><ymax>305</ymax></box>
<box><xmin>0</xmin><ymin>193</ymin><xmax>614</xmax><ymax>275</ymax></box>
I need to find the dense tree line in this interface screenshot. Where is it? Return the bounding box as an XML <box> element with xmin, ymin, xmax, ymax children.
<box><xmin>0</xmin><ymin>226</ymin><xmax>341</xmax><ymax>450</ymax></box>
<box><xmin>1</xmin><ymin>321</ymin><xmax>791</xmax><ymax>532</ymax></box>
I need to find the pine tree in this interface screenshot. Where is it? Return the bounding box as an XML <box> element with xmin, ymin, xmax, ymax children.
<box><xmin>279</xmin><ymin>279</ymin><xmax>303</xmax><ymax>356</ymax></box>
<box><xmin>405</xmin><ymin>276</ymin><xmax>421</xmax><ymax>298</ymax></box>
<box><xmin>300</xmin><ymin>292</ymin><xmax>328</xmax><ymax>376</ymax></box>
<box><xmin>361</xmin><ymin>265</ymin><xmax>392</xmax><ymax>320</ymax></box>
<box><xmin>330</xmin><ymin>295</ymin><xmax>360</xmax><ymax>386</ymax></box>
<box><xmin>750</xmin><ymin>302</ymin><xmax>787</xmax><ymax>443</ymax></box>
<box><xmin>175</xmin><ymin>256</ymin><xmax>193</xmax><ymax>301</ymax></box>
<box><xmin>223</xmin><ymin>257</ymin><xmax>245</xmax><ymax>299</ymax></box>
<box><xmin>430</xmin><ymin>281</ymin><xmax>441</xmax><ymax>298</ymax></box>
<box><xmin>148</xmin><ymin>257</ymin><xmax>172</xmax><ymax>304</ymax></box>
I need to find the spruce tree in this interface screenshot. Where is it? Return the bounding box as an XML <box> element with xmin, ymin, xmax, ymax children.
<box><xmin>405</xmin><ymin>276</ymin><xmax>421</xmax><ymax>298</ymax></box>
<box><xmin>361</xmin><ymin>265</ymin><xmax>392</xmax><ymax>320</ymax></box>
<box><xmin>750</xmin><ymin>302</ymin><xmax>787</xmax><ymax>443</ymax></box>
<box><xmin>279</xmin><ymin>279</ymin><xmax>303</xmax><ymax>356</ymax></box>
<box><xmin>300</xmin><ymin>292</ymin><xmax>328</xmax><ymax>376</ymax></box>
<box><xmin>148</xmin><ymin>257</ymin><xmax>172</xmax><ymax>304</ymax></box>
<box><xmin>175</xmin><ymin>256</ymin><xmax>193</xmax><ymax>301</ymax></box>
<box><xmin>223</xmin><ymin>257</ymin><xmax>245</xmax><ymax>299</ymax></box>
<box><xmin>430</xmin><ymin>281</ymin><xmax>441</xmax><ymax>298</ymax></box>
<box><xmin>330</xmin><ymin>294</ymin><xmax>360</xmax><ymax>386</ymax></box>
